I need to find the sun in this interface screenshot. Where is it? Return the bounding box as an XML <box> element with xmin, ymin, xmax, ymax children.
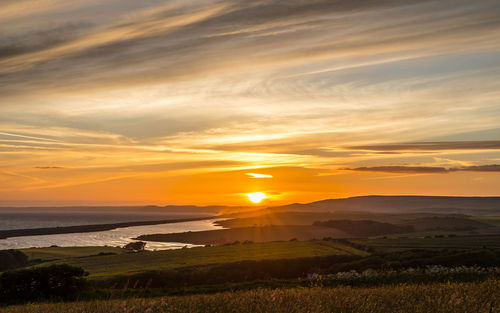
<box><xmin>246</xmin><ymin>192</ymin><xmax>267</xmax><ymax>204</ymax></box>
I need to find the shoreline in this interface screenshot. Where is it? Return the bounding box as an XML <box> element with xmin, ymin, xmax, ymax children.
<box><xmin>0</xmin><ymin>216</ymin><xmax>216</xmax><ymax>240</ymax></box>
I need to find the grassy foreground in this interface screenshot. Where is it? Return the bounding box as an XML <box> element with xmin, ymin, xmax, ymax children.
<box><xmin>1</xmin><ymin>280</ymin><xmax>499</xmax><ymax>313</ymax></box>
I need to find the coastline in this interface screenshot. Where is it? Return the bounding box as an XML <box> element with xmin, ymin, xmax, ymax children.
<box><xmin>0</xmin><ymin>216</ymin><xmax>216</xmax><ymax>240</ymax></box>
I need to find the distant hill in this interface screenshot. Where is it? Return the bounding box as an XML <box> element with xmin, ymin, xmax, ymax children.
<box><xmin>270</xmin><ymin>196</ymin><xmax>500</xmax><ymax>216</ymax></box>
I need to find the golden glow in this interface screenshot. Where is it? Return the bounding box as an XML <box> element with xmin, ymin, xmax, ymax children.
<box><xmin>246</xmin><ymin>192</ymin><xmax>267</xmax><ymax>203</ymax></box>
<box><xmin>245</xmin><ymin>173</ymin><xmax>273</xmax><ymax>178</ymax></box>
<box><xmin>1</xmin><ymin>1</ymin><xmax>499</xmax><ymax>206</ymax></box>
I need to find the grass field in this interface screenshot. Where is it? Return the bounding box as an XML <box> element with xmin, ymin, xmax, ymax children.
<box><xmin>136</xmin><ymin>225</ymin><xmax>350</xmax><ymax>245</ymax></box>
<box><xmin>472</xmin><ymin>216</ymin><xmax>500</xmax><ymax>227</ymax></box>
<box><xmin>20</xmin><ymin>247</ymin><xmax>125</xmax><ymax>261</ymax></box>
<box><xmin>1</xmin><ymin>279</ymin><xmax>499</xmax><ymax>313</ymax></box>
<box><xmin>354</xmin><ymin>234</ymin><xmax>500</xmax><ymax>251</ymax></box>
<box><xmin>39</xmin><ymin>241</ymin><xmax>367</xmax><ymax>278</ymax></box>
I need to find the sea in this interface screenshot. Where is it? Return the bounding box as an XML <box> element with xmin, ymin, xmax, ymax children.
<box><xmin>0</xmin><ymin>208</ymin><xmax>224</xmax><ymax>250</ymax></box>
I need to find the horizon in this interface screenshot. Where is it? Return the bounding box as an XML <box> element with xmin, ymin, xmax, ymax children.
<box><xmin>2</xmin><ymin>194</ymin><xmax>500</xmax><ymax>208</ymax></box>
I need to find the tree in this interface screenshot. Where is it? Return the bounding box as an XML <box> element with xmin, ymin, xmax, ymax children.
<box><xmin>124</xmin><ymin>241</ymin><xmax>146</xmax><ymax>252</ymax></box>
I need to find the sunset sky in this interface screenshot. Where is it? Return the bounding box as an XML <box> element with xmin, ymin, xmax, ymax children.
<box><xmin>1</xmin><ymin>0</ymin><xmax>500</xmax><ymax>206</ymax></box>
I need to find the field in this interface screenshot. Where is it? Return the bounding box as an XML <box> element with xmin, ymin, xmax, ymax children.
<box><xmin>1</xmin><ymin>280</ymin><xmax>499</xmax><ymax>313</ymax></box>
<box><xmin>39</xmin><ymin>241</ymin><xmax>367</xmax><ymax>278</ymax></box>
<box><xmin>354</xmin><ymin>234</ymin><xmax>500</xmax><ymax>251</ymax></box>
<box><xmin>473</xmin><ymin>216</ymin><xmax>500</xmax><ymax>227</ymax></box>
<box><xmin>140</xmin><ymin>211</ymin><xmax>496</xmax><ymax>245</ymax></box>
<box><xmin>216</xmin><ymin>211</ymin><xmax>486</xmax><ymax>228</ymax></box>
<box><xmin>2</xmin><ymin>196</ymin><xmax>500</xmax><ymax>311</ymax></box>
<box><xmin>215</xmin><ymin>212</ymin><xmax>398</xmax><ymax>227</ymax></box>
<box><xmin>20</xmin><ymin>247</ymin><xmax>125</xmax><ymax>261</ymax></box>
<box><xmin>136</xmin><ymin>225</ymin><xmax>350</xmax><ymax>245</ymax></box>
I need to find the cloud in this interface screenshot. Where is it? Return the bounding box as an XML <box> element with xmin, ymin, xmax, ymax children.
<box><xmin>1</xmin><ymin>0</ymin><xmax>499</xmax><ymax>98</ymax></box>
<box><xmin>344</xmin><ymin>164</ymin><xmax>500</xmax><ymax>174</ymax></box>
<box><xmin>459</xmin><ymin>164</ymin><xmax>500</xmax><ymax>172</ymax></box>
<box><xmin>349</xmin><ymin>141</ymin><xmax>500</xmax><ymax>152</ymax></box>
<box><xmin>34</xmin><ymin>166</ymin><xmax>64</xmax><ymax>169</ymax></box>
<box><xmin>0</xmin><ymin>131</ymin><xmax>61</xmax><ymax>142</ymax></box>
<box><xmin>1</xmin><ymin>0</ymin><xmax>500</xmax><ymax>204</ymax></box>
<box><xmin>0</xmin><ymin>22</ymin><xmax>94</xmax><ymax>59</ymax></box>
<box><xmin>245</xmin><ymin>173</ymin><xmax>272</xmax><ymax>178</ymax></box>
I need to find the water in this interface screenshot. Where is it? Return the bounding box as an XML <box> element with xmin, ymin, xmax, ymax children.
<box><xmin>0</xmin><ymin>219</ymin><xmax>224</xmax><ymax>250</ymax></box>
<box><xmin>0</xmin><ymin>209</ymin><xmax>214</xmax><ymax>231</ymax></box>
<box><xmin>0</xmin><ymin>213</ymin><xmax>190</xmax><ymax>230</ymax></box>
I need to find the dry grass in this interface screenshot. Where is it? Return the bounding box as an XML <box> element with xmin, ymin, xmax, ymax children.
<box><xmin>1</xmin><ymin>280</ymin><xmax>499</xmax><ymax>313</ymax></box>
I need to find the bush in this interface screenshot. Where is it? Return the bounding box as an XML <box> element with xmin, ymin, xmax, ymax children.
<box><xmin>311</xmin><ymin>265</ymin><xmax>500</xmax><ymax>287</ymax></box>
<box><xmin>0</xmin><ymin>264</ymin><xmax>87</xmax><ymax>304</ymax></box>
<box><xmin>324</xmin><ymin>248</ymin><xmax>500</xmax><ymax>274</ymax></box>
<box><xmin>0</xmin><ymin>250</ymin><xmax>28</xmax><ymax>271</ymax></box>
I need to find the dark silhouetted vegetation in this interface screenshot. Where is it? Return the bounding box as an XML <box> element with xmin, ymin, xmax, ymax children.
<box><xmin>0</xmin><ymin>250</ymin><xmax>28</xmax><ymax>271</ymax></box>
<box><xmin>323</xmin><ymin>248</ymin><xmax>500</xmax><ymax>274</ymax></box>
<box><xmin>0</xmin><ymin>264</ymin><xmax>87</xmax><ymax>304</ymax></box>
<box><xmin>94</xmin><ymin>254</ymin><xmax>360</xmax><ymax>289</ymax></box>
<box><xmin>313</xmin><ymin>220</ymin><xmax>414</xmax><ymax>236</ymax></box>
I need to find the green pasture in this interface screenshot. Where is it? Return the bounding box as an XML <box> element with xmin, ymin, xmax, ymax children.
<box><xmin>354</xmin><ymin>234</ymin><xmax>500</xmax><ymax>251</ymax></box>
<box><xmin>38</xmin><ymin>240</ymin><xmax>367</xmax><ymax>278</ymax></box>
<box><xmin>20</xmin><ymin>246</ymin><xmax>125</xmax><ymax>261</ymax></box>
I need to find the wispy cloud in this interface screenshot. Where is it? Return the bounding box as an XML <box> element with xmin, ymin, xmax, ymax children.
<box><xmin>349</xmin><ymin>141</ymin><xmax>500</xmax><ymax>152</ymax></box>
<box><xmin>0</xmin><ymin>131</ymin><xmax>61</xmax><ymax>142</ymax></box>
<box><xmin>1</xmin><ymin>0</ymin><xmax>500</xmax><ymax>204</ymax></box>
<box><xmin>344</xmin><ymin>164</ymin><xmax>500</xmax><ymax>174</ymax></box>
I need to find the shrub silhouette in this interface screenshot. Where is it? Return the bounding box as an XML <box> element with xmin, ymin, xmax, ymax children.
<box><xmin>0</xmin><ymin>264</ymin><xmax>87</xmax><ymax>303</ymax></box>
<box><xmin>0</xmin><ymin>250</ymin><xmax>28</xmax><ymax>271</ymax></box>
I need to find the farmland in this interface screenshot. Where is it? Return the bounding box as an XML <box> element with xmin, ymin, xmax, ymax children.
<box><xmin>39</xmin><ymin>240</ymin><xmax>367</xmax><ymax>278</ymax></box>
<box><xmin>354</xmin><ymin>234</ymin><xmax>500</xmax><ymax>252</ymax></box>
<box><xmin>20</xmin><ymin>246</ymin><xmax>125</xmax><ymax>261</ymax></box>
<box><xmin>1</xmin><ymin>196</ymin><xmax>500</xmax><ymax>311</ymax></box>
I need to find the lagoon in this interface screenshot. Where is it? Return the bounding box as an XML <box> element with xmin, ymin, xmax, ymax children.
<box><xmin>0</xmin><ymin>219</ymin><xmax>223</xmax><ymax>250</ymax></box>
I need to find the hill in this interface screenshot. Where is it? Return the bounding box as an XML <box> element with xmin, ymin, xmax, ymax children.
<box><xmin>269</xmin><ymin>195</ymin><xmax>500</xmax><ymax>215</ymax></box>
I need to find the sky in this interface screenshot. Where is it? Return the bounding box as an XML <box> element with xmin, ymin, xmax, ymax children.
<box><xmin>1</xmin><ymin>0</ymin><xmax>500</xmax><ymax>206</ymax></box>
